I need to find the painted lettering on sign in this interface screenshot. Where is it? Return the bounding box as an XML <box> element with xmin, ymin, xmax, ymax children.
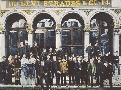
<box><xmin>7</xmin><ymin>0</ymin><xmax>111</xmax><ymax>8</ymax></box>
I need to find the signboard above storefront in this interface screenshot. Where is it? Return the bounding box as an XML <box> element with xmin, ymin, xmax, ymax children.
<box><xmin>6</xmin><ymin>0</ymin><xmax>112</xmax><ymax>8</ymax></box>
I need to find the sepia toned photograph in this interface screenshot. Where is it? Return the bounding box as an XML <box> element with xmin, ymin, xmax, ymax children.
<box><xmin>0</xmin><ymin>0</ymin><xmax>121</xmax><ymax>90</ymax></box>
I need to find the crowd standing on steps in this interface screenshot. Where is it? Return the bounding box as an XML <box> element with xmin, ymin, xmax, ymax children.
<box><xmin>0</xmin><ymin>42</ymin><xmax>120</xmax><ymax>89</ymax></box>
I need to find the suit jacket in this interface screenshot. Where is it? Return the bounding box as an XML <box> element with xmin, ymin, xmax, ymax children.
<box><xmin>102</xmin><ymin>64</ymin><xmax>112</xmax><ymax>79</ymax></box>
<box><xmin>57</xmin><ymin>50</ymin><xmax>64</xmax><ymax>59</ymax></box>
<box><xmin>23</xmin><ymin>45</ymin><xmax>30</xmax><ymax>54</ymax></box>
<box><xmin>96</xmin><ymin>62</ymin><xmax>103</xmax><ymax>74</ymax></box>
<box><xmin>52</xmin><ymin>61</ymin><xmax>60</xmax><ymax>73</ymax></box>
<box><xmin>45</xmin><ymin>59</ymin><xmax>52</xmax><ymax>72</ymax></box>
<box><xmin>37</xmin><ymin>65</ymin><xmax>48</xmax><ymax>76</ymax></box>
<box><xmin>75</xmin><ymin>61</ymin><xmax>82</xmax><ymax>73</ymax></box>
<box><xmin>86</xmin><ymin>46</ymin><xmax>94</xmax><ymax>54</ymax></box>
<box><xmin>10</xmin><ymin>46</ymin><xmax>18</xmax><ymax>55</ymax></box>
<box><xmin>67</xmin><ymin>60</ymin><xmax>75</xmax><ymax>74</ymax></box>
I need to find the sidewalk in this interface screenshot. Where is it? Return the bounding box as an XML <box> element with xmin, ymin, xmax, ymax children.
<box><xmin>0</xmin><ymin>85</ymin><xmax>121</xmax><ymax>90</ymax></box>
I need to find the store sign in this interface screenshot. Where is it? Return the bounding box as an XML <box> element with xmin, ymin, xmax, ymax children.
<box><xmin>6</xmin><ymin>0</ymin><xmax>111</xmax><ymax>8</ymax></box>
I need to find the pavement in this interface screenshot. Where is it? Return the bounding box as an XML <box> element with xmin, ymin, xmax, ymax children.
<box><xmin>0</xmin><ymin>85</ymin><xmax>121</xmax><ymax>90</ymax></box>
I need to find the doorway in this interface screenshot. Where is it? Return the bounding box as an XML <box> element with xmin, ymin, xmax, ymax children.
<box><xmin>90</xmin><ymin>12</ymin><xmax>114</xmax><ymax>55</ymax></box>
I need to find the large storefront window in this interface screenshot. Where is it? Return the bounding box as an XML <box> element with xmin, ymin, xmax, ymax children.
<box><xmin>33</xmin><ymin>13</ymin><xmax>56</xmax><ymax>51</ymax></box>
<box><xmin>90</xmin><ymin>12</ymin><xmax>114</xmax><ymax>55</ymax></box>
<box><xmin>5</xmin><ymin>13</ymin><xmax>27</xmax><ymax>57</ymax></box>
<box><xmin>61</xmin><ymin>13</ymin><xmax>84</xmax><ymax>56</ymax></box>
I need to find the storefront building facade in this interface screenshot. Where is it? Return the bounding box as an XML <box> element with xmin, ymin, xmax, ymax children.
<box><xmin>0</xmin><ymin>0</ymin><xmax>121</xmax><ymax>61</ymax></box>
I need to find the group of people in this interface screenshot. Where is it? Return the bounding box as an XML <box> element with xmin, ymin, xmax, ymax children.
<box><xmin>0</xmin><ymin>41</ymin><xmax>120</xmax><ymax>88</ymax></box>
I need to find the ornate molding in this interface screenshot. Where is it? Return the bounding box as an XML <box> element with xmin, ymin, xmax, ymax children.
<box><xmin>111</xmin><ymin>9</ymin><xmax>121</xmax><ymax>15</ymax></box>
<box><xmin>0</xmin><ymin>24</ymin><xmax>3</xmax><ymax>32</ymax></box>
<box><xmin>56</xmin><ymin>29</ymin><xmax>61</xmax><ymax>34</ymax></box>
<box><xmin>84</xmin><ymin>24</ymin><xmax>90</xmax><ymax>31</ymax></box>
<box><xmin>79</xmin><ymin>9</ymin><xmax>94</xmax><ymax>16</ymax></box>
<box><xmin>54</xmin><ymin>10</ymin><xmax>63</xmax><ymax>15</ymax></box>
<box><xmin>23</xmin><ymin>9</ymin><xmax>35</xmax><ymax>15</ymax></box>
<box><xmin>116</xmin><ymin>24</ymin><xmax>120</xmax><ymax>28</ymax></box>
<box><xmin>27</xmin><ymin>24</ymin><xmax>32</xmax><ymax>33</ymax></box>
<box><xmin>0</xmin><ymin>10</ymin><xmax>9</xmax><ymax>17</ymax></box>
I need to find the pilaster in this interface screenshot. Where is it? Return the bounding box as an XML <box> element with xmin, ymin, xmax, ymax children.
<box><xmin>0</xmin><ymin>31</ymin><xmax>5</xmax><ymax>62</ymax></box>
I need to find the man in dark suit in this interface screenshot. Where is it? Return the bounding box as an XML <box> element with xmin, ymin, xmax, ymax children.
<box><xmin>52</xmin><ymin>56</ymin><xmax>61</xmax><ymax>86</ymax></box>
<box><xmin>56</xmin><ymin>47</ymin><xmax>64</xmax><ymax>61</ymax></box>
<box><xmin>18</xmin><ymin>42</ymin><xmax>24</xmax><ymax>59</ymax></box>
<box><xmin>95</xmin><ymin>57</ymin><xmax>103</xmax><ymax>86</ymax></box>
<box><xmin>10</xmin><ymin>31</ymin><xmax>18</xmax><ymax>47</ymax></box>
<box><xmin>1</xmin><ymin>56</ymin><xmax>9</xmax><ymax>84</ymax></box>
<box><xmin>75</xmin><ymin>57</ymin><xmax>82</xmax><ymax>86</ymax></box>
<box><xmin>20</xmin><ymin>30</ymin><xmax>28</xmax><ymax>43</ymax></box>
<box><xmin>45</xmin><ymin>55</ymin><xmax>52</xmax><ymax>87</ymax></box>
<box><xmin>30</xmin><ymin>43</ymin><xmax>38</xmax><ymax>59</ymax></box>
<box><xmin>112</xmin><ymin>51</ymin><xmax>120</xmax><ymax>75</ymax></box>
<box><xmin>86</xmin><ymin>43</ymin><xmax>94</xmax><ymax>62</ymax></box>
<box><xmin>102</xmin><ymin>61</ymin><xmax>113</xmax><ymax>88</ymax></box>
<box><xmin>37</xmin><ymin>60</ymin><xmax>49</xmax><ymax>88</ymax></box>
<box><xmin>41</xmin><ymin>48</ymin><xmax>48</xmax><ymax>61</ymax></box>
<box><xmin>81</xmin><ymin>58</ymin><xmax>89</xmax><ymax>87</ymax></box>
<box><xmin>23</xmin><ymin>41</ymin><xmax>30</xmax><ymax>59</ymax></box>
<box><xmin>10</xmin><ymin>45</ymin><xmax>18</xmax><ymax>56</ymax></box>
<box><xmin>94</xmin><ymin>43</ymin><xmax>101</xmax><ymax>59</ymax></box>
<box><xmin>67</xmin><ymin>56</ymin><xmax>75</xmax><ymax>85</ymax></box>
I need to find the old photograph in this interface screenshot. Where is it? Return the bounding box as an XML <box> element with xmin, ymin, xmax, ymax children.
<box><xmin>0</xmin><ymin>0</ymin><xmax>121</xmax><ymax>90</ymax></box>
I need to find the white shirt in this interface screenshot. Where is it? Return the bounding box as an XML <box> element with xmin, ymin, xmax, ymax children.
<box><xmin>29</xmin><ymin>57</ymin><xmax>36</xmax><ymax>64</ymax></box>
<box><xmin>21</xmin><ymin>58</ymin><xmax>29</xmax><ymax>67</ymax></box>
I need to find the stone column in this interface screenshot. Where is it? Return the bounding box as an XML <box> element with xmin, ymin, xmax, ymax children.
<box><xmin>28</xmin><ymin>32</ymin><xmax>33</xmax><ymax>47</ymax></box>
<box><xmin>84</xmin><ymin>30</ymin><xmax>90</xmax><ymax>57</ymax></box>
<box><xmin>0</xmin><ymin>32</ymin><xmax>5</xmax><ymax>62</ymax></box>
<box><xmin>113</xmin><ymin>29</ymin><xmax>120</xmax><ymax>54</ymax></box>
<box><xmin>56</xmin><ymin>29</ymin><xmax>62</xmax><ymax>49</ymax></box>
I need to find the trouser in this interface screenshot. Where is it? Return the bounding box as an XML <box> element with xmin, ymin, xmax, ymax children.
<box><xmin>52</xmin><ymin>72</ymin><xmax>60</xmax><ymax>85</ymax></box>
<box><xmin>61</xmin><ymin>73</ymin><xmax>66</xmax><ymax>85</ymax></box>
<box><xmin>29</xmin><ymin>66</ymin><xmax>35</xmax><ymax>77</ymax></box>
<box><xmin>1</xmin><ymin>70</ymin><xmax>6</xmax><ymax>83</ymax></box>
<box><xmin>14</xmin><ymin>68</ymin><xmax>20</xmax><ymax>85</ymax></box>
<box><xmin>75</xmin><ymin>72</ymin><xmax>80</xmax><ymax>85</ymax></box>
<box><xmin>113</xmin><ymin>63</ymin><xmax>120</xmax><ymax>75</ymax></box>
<box><xmin>47</xmin><ymin>72</ymin><xmax>52</xmax><ymax>86</ymax></box>
<box><xmin>84</xmin><ymin>71</ymin><xmax>88</xmax><ymax>86</ymax></box>
<box><xmin>22</xmin><ymin>66</ymin><xmax>29</xmax><ymax>77</ymax></box>
<box><xmin>69</xmin><ymin>73</ymin><xmax>75</xmax><ymax>85</ymax></box>
<box><xmin>39</xmin><ymin>74</ymin><xmax>49</xmax><ymax>87</ymax></box>
<box><xmin>96</xmin><ymin>73</ymin><xmax>103</xmax><ymax>86</ymax></box>
<box><xmin>88</xmin><ymin>72</ymin><xmax>94</xmax><ymax>87</ymax></box>
<box><xmin>6</xmin><ymin>71</ymin><xmax>12</xmax><ymax>84</ymax></box>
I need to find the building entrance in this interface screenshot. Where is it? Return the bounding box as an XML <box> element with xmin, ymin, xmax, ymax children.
<box><xmin>32</xmin><ymin>13</ymin><xmax>56</xmax><ymax>51</ymax></box>
<box><xmin>90</xmin><ymin>12</ymin><xmax>114</xmax><ymax>55</ymax></box>
<box><xmin>61</xmin><ymin>13</ymin><xmax>84</xmax><ymax>56</ymax></box>
<box><xmin>5</xmin><ymin>13</ymin><xmax>27</xmax><ymax>57</ymax></box>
